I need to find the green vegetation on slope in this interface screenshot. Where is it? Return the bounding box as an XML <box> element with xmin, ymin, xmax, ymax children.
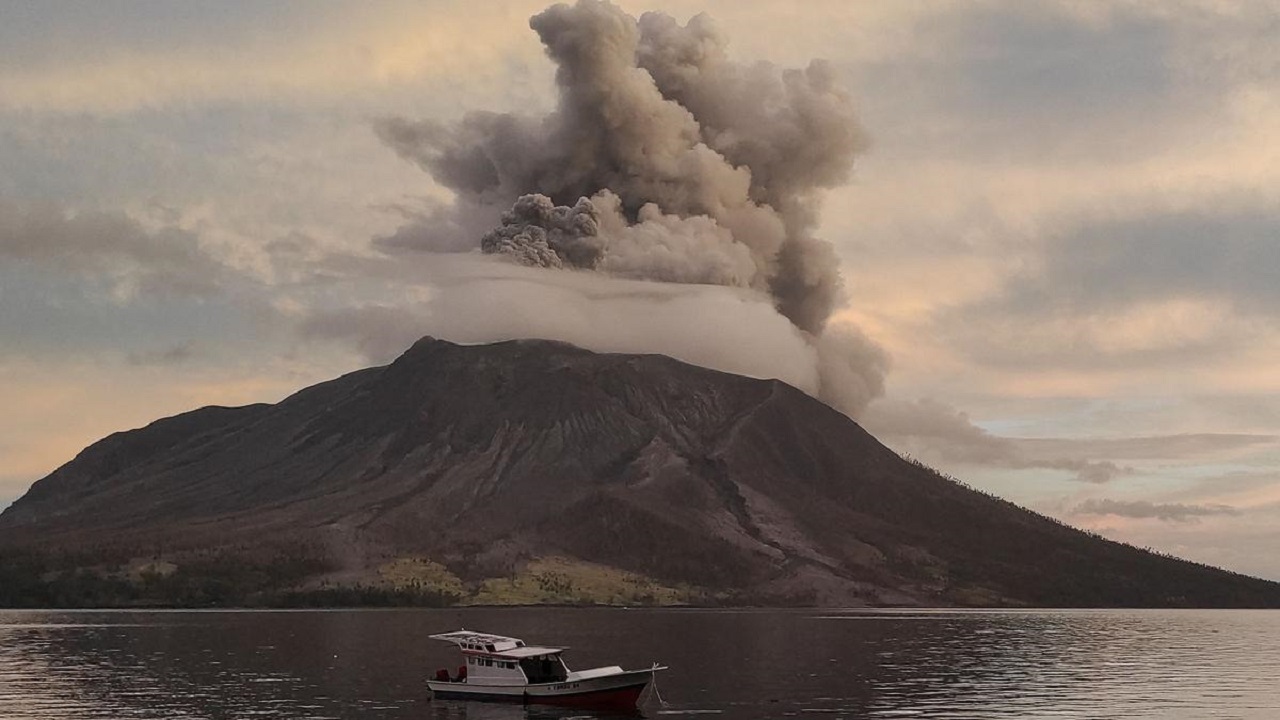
<box><xmin>470</xmin><ymin>556</ymin><xmax>692</xmax><ymax>606</ymax></box>
<box><xmin>0</xmin><ymin>550</ymin><xmax>695</xmax><ymax>608</ymax></box>
<box><xmin>0</xmin><ymin>547</ymin><xmax>454</xmax><ymax>609</ymax></box>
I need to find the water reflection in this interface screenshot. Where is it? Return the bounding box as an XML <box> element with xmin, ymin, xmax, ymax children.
<box><xmin>427</xmin><ymin>700</ymin><xmax>644</xmax><ymax>720</ymax></box>
<box><xmin>1</xmin><ymin>608</ymin><xmax>1278</xmax><ymax>719</ymax></box>
<box><xmin>828</xmin><ymin>610</ymin><xmax>1280</xmax><ymax>718</ymax></box>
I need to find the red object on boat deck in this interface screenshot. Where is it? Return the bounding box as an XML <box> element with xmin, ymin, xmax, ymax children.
<box><xmin>455</xmin><ymin>666</ymin><xmax>467</xmax><ymax>682</ymax></box>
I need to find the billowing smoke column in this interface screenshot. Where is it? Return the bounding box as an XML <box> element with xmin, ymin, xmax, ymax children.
<box><xmin>375</xmin><ymin>0</ymin><xmax>886</xmax><ymax>416</ymax></box>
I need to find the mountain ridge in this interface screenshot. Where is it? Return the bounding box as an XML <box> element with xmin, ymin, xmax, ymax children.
<box><xmin>3</xmin><ymin>336</ymin><xmax>1279</xmax><ymax>608</ymax></box>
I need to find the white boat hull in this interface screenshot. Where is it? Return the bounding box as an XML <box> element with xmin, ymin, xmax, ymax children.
<box><xmin>428</xmin><ymin>667</ymin><xmax>658</xmax><ymax>708</ymax></box>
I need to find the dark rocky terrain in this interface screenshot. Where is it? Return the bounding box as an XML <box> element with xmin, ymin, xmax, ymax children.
<box><xmin>3</xmin><ymin>337</ymin><xmax>1279</xmax><ymax>607</ymax></box>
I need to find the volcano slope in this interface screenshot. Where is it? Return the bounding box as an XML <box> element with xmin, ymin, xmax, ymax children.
<box><xmin>2</xmin><ymin>337</ymin><xmax>1278</xmax><ymax>607</ymax></box>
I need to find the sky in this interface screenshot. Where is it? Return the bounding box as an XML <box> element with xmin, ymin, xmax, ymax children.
<box><xmin>2</xmin><ymin>0</ymin><xmax>1279</xmax><ymax>581</ymax></box>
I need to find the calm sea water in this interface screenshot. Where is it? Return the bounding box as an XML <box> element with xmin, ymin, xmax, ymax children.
<box><xmin>1</xmin><ymin>607</ymin><xmax>1277</xmax><ymax>719</ymax></box>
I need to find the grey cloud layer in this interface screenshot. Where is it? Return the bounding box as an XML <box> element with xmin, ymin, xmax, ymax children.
<box><xmin>933</xmin><ymin>205</ymin><xmax>1280</xmax><ymax>370</ymax></box>
<box><xmin>863</xmin><ymin>398</ymin><xmax>1128</xmax><ymax>483</ymax></box>
<box><xmin>842</xmin><ymin>3</ymin><xmax>1280</xmax><ymax>378</ymax></box>
<box><xmin>0</xmin><ymin>198</ymin><xmax>272</xmax><ymax>361</ymax></box>
<box><xmin>1016</xmin><ymin>433</ymin><xmax>1279</xmax><ymax>462</ymax></box>
<box><xmin>852</xmin><ymin>3</ymin><xmax>1237</xmax><ymax>166</ymax></box>
<box><xmin>989</xmin><ymin>208</ymin><xmax>1280</xmax><ymax>316</ymax></box>
<box><xmin>1071</xmin><ymin>498</ymin><xmax>1242</xmax><ymax>523</ymax></box>
<box><xmin>297</xmin><ymin>252</ymin><xmax>840</xmax><ymax>400</ymax></box>
<box><xmin>865</xmin><ymin>397</ymin><xmax>1279</xmax><ymax>488</ymax></box>
<box><xmin>0</xmin><ymin>200</ymin><xmax>231</xmax><ymax>300</ymax></box>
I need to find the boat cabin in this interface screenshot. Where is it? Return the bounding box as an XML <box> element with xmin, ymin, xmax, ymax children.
<box><xmin>430</xmin><ymin>631</ymin><xmax>570</xmax><ymax>686</ymax></box>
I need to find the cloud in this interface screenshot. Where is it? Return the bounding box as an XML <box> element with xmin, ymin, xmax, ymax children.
<box><xmin>863</xmin><ymin>398</ymin><xmax>1130</xmax><ymax>483</ymax></box>
<box><xmin>0</xmin><ymin>199</ymin><xmax>235</xmax><ymax>301</ymax></box>
<box><xmin>842</xmin><ymin>2</ymin><xmax>1280</xmax><ymax>383</ymax></box>
<box><xmin>1016</xmin><ymin>433</ymin><xmax>1280</xmax><ymax>462</ymax></box>
<box><xmin>983</xmin><ymin>206</ymin><xmax>1280</xmax><ymax>316</ymax></box>
<box><xmin>927</xmin><ymin>202</ymin><xmax>1280</xmax><ymax>379</ymax></box>
<box><xmin>883</xmin><ymin>4</ymin><xmax>1183</xmax><ymax>163</ymax></box>
<box><xmin>865</xmin><ymin>396</ymin><xmax>1280</xmax><ymax>488</ymax></box>
<box><xmin>125</xmin><ymin>343</ymin><xmax>195</xmax><ymax>367</ymax></box>
<box><xmin>1070</xmin><ymin>502</ymin><xmax>1280</xmax><ymax>581</ymax></box>
<box><xmin>862</xmin><ymin>398</ymin><xmax>1013</xmax><ymax>465</ymax></box>
<box><xmin>371</xmin><ymin>197</ymin><xmax>506</xmax><ymax>255</ymax></box>
<box><xmin>299</xmin><ymin>253</ymin><xmax>828</xmax><ymax>398</ymax></box>
<box><xmin>823</xmin><ymin>0</ymin><xmax>1280</xmax><ymax>402</ymax></box>
<box><xmin>298</xmin><ymin>304</ymin><xmax>427</xmax><ymax>366</ymax></box>
<box><xmin>0</xmin><ymin>198</ymin><xmax>295</xmax><ymax>366</ymax></box>
<box><xmin>1070</xmin><ymin>498</ymin><xmax>1242</xmax><ymax>523</ymax></box>
<box><xmin>0</xmin><ymin>1</ymin><xmax>551</xmax><ymax>114</ymax></box>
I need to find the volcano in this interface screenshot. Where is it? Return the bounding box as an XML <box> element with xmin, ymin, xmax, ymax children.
<box><xmin>2</xmin><ymin>337</ymin><xmax>1278</xmax><ymax>607</ymax></box>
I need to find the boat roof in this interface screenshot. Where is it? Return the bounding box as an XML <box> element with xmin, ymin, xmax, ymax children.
<box><xmin>428</xmin><ymin>630</ymin><xmax>566</xmax><ymax>658</ymax></box>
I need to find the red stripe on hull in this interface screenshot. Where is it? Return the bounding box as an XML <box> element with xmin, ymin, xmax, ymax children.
<box><xmin>531</xmin><ymin>682</ymin><xmax>647</xmax><ymax>709</ymax></box>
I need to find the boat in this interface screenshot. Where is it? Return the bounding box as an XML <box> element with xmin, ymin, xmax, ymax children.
<box><xmin>426</xmin><ymin>630</ymin><xmax>666</xmax><ymax>708</ymax></box>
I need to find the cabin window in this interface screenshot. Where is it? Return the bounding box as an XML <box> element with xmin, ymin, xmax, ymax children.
<box><xmin>467</xmin><ymin>657</ymin><xmax>475</xmax><ymax>665</ymax></box>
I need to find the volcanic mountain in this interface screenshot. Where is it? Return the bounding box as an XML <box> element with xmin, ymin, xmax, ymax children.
<box><xmin>3</xmin><ymin>337</ymin><xmax>1278</xmax><ymax>607</ymax></box>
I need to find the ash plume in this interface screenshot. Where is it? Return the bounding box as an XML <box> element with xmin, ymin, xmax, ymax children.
<box><xmin>480</xmin><ymin>194</ymin><xmax>600</xmax><ymax>269</ymax></box>
<box><xmin>374</xmin><ymin>0</ymin><xmax>883</xmax><ymax>416</ymax></box>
